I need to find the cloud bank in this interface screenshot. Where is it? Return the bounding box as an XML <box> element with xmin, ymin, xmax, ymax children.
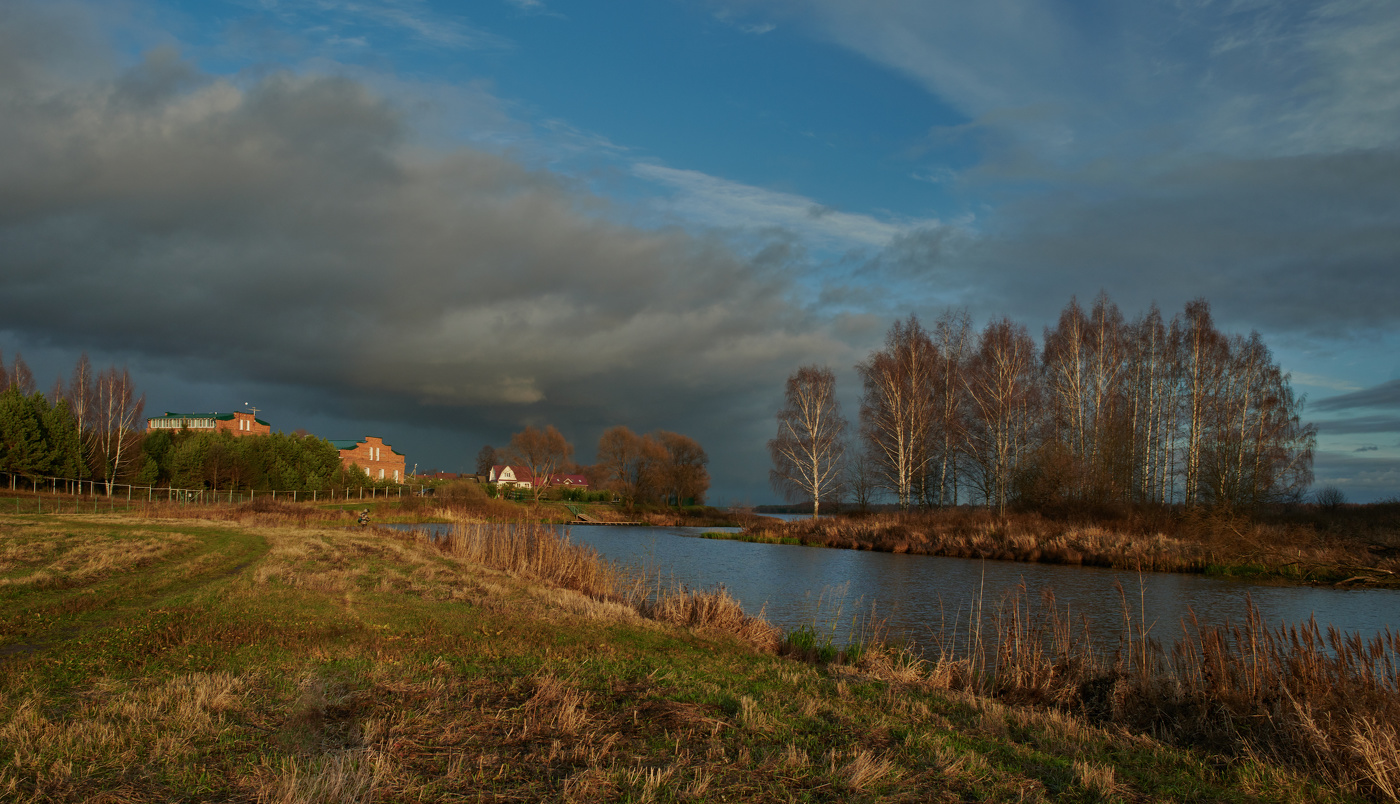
<box><xmin>0</xmin><ymin>6</ymin><xmax>861</xmax><ymax>495</ymax></box>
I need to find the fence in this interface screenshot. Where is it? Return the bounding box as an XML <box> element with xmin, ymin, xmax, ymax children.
<box><xmin>0</xmin><ymin>471</ymin><xmax>423</xmax><ymax>514</ymax></box>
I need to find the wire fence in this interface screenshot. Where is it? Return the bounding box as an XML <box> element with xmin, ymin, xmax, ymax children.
<box><xmin>0</xmin><ymin>471</ymin><xmax>423</xmax><ymax>515</ymax></box>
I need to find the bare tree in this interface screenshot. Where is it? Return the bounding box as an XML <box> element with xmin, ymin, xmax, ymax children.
<box><xmin>92</xmin><ymin>366</ymin><xmax>144</xmax><ymax>496</ymax></box>
<box><xmin>475</xmin><ymin>444</ymin><xmax>499</xmax><ymax>476</ymax></box>
<box><xmin>858</xmin><ymin>316</ymin><xmax>937</xmax><ymax>509</ymax></box>
<box><xmin>1176</xmin><ymin>299</ymin><xmax>1227</xmax><ymax>507</ymax></box>
<box><xmin>596</xmin><ymin>426</ymin><xmax>666</xmax><ymax>509</ymax></box>
<box><xmin>656</xmin><ymin>431</ymin><xmax>710</xmax><ymax>506</ymax></box>
<box><xmin>769</xmin><ymin>365</ymin><xmax>848</xmax><ymax>518</ymax></box>
<box><xmin>845</xmin><ymin>446</ymin><xmax>878</xmax><ymax>513</ymax></box>
<box><xmin>1315</xmin><ymin>485</ymin><xmax>1346</xmax><ymax>511</ymax></box>
<box><xmin>1126</xmin><ymin>305</ymin><xmax>1173</xmax><ymax>504</ymax></box>
<box><xmin>506</xmin><ymin>425</ymin><xmax>573</xmax><ymax>502</ymax></box>
<box><xmin>964</xmin><ymin>318</ymin><xmax>1039</xmax><ymax>513</ymax></box>
<box><xmin>929</xmin><ymin>309</ymin><xmax>972</xmax><ymax>506</ymax></box>
<box><xmin>5</xmin><ymin>352</ymin><xmax>36</xmax><ymax>396</ymax></box>
<box><xmin>61</xmin><ymin>354</ymin><xmax>97</xmax><ymax>479</ymax></box>
<box><xmin>1198</xmin><ymin>331</ymin><xmax>1316</xmax><ymax>508</ymax></box>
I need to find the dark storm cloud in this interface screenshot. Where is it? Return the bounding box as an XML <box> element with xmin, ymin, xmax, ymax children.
<box><xmin>1312</xmin><ymin>451</ymin><xmax>1400</xmax><ymax>499</ymax></box>
<box><xmin>0</xmin><ymin>11</ymin><xmax>849</xmax><ymax>495</ymax></box>
<box><xmin>1313</xmin><ymin>416</ymin><xmax>1400</xmax><ymax>435</ymax></box>
<box><xmin>946</xmin><ymin>149</ymin><xmax>1400</xmax><ymax>337</ymax></box>
<box><xmin>1313</xmin><ymin>380</ymin><xmax>1400</xmax><ymax>412</ymax></box>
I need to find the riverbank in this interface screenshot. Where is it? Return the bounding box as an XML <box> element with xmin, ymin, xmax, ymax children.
<box><xmin>723</xmin><ymin>508</ymin><xmax>1400</xmax><ymax>588</ymax></box>
<box><xmin>5</xmin><ymin>508</ymin><xmax>1395</xmax><ymax>801</ymax></box>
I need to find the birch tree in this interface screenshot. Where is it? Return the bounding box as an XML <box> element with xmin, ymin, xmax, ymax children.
<box><xmin>1176</xmin><ymin>299</ymin><xmax>1226</xmax><ymax>507</ymax></box>
<box><xmin>964</xmin><ymin>318</ymin><xmax>1039</xmax><ymax>513</ymax></box>
<box><xmin>769</xmin><ymin>365</ymin><xmax>848</xmax><ymax>518</ymax></box>
<box><xmin>858</xmin><ymin>316</ymin><xmax>936</xmax><ymax>509</ymax></box>
<box><xmin>61</xmin><ymin>354</ymin><xmax>97</xmax><ymax>479</ymax></box>
<box><xmin>92</xmin><ymin>366</ymin><xmax>145</xmax><ymax>496</ymax></box>
<box><xmin>929</xmin><ymin>309</ymin><xmax>972</xmax><ymax>506</ymax></box>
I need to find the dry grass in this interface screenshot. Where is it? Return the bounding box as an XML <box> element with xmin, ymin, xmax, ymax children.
<box><xmin>404</xmin><ymin>520</ymin><xmax>780</xmax><ymax>650</ymax></box>
<box><xmin>0</xmin><ymin>531</ymin><xmax>194</xmax><ymax>588</ymax></box>
<box><xmin>747</xmin><ymin>506</ymin><xmax>1400</xmax><ymax>585</ymax></box>
<box><xmin>1</xmin><ymin>511</ymin><xmax>1378</xmax><ymax>803</ymax></box>
<box><xmin>846</xmin><ymin>583</ymin><xmax>1400</xmax><ymax>802</ymax></box>
<box><xmin>630</xmin><ymin>583</ymin><xmax>781</xmax><ymax>651</ymax></box>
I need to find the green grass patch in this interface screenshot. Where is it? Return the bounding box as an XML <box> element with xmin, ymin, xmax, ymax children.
<box><xmin>696</xmin><ymin>530</ymin><xmax>805</xmax><ymax>546</ymax></box>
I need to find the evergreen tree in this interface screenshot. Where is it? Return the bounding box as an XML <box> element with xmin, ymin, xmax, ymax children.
<box><xmin>0</xmin><ymin>390</ymin><xmax>51</xmax><ymax>482</ymax></box>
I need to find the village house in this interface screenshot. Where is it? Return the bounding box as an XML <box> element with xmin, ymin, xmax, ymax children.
<box><xmin>489</xmin><ymin>465</ymin><xmax>588</xmax><ymax>490</ymax></box>
<box><xmin>489</xmin><ymin>465</ymin><xmax>533</xmax><ymax>489</ymax></box>
<box><xmin>330</xmin><ymin>436</ymin><xmax>406</xmax><ymax>483</ymax></box>
<box><xmin>146</xmin><ymin>410</ymin><xmax>270</xmax><ymax>437</ymax></box>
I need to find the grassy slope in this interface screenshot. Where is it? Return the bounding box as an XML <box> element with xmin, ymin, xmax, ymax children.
<box><xmin>0</xmin><ymin>514</ymin><xmax>1362</xmax><ymax>803</ymax></box>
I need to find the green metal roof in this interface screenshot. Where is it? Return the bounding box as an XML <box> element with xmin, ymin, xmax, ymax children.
<box><xmin>152</xmin><ymin>412</ymin><xmax>270</xmax><ymax>426</ymax></box>
<box><xmin>328</xmin><ymin>439</ymin><xmax>364</xmax><ymax>450</ymax></box>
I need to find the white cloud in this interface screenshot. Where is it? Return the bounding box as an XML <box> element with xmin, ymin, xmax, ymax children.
<box><xmin>631</xmin><ymin>162</ymin><xmax>938</xmax><ymax>251</ymax></box>
<box><xmin>733</xmin><ymin>0</ymin><xmax>1400</xmax><ymax>167</ymax></box>
<box><xmin>237</xmin><ymin>0</ymin><xmax>511</xmax><ymax>51</ymax></box>
<box><xmin>1292</xmin><ymin>372</ymin><xmax>1365</xmax><ymax>393</ymax></box>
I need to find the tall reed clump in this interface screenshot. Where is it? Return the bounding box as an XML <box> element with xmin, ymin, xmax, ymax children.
<box><xmin>424</xmin><ymin>521</ymin><xmax>778</xmax><ymax>649</ymax></box>
<box><xmin>435</xmin><ymin>521</ymin><xmax>619</xmax><ymax>601</ymax></box>
<box><xmin>876</xmin><ymin>584</ymin><xmax>1400</xmax><ymax>801</ymax></box>
<box><xmin>628</xmin><ymin>582</ymin><xmax>780</xmax><ymax>651</ymax></box>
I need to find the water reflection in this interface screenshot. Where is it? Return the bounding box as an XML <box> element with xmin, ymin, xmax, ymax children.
<box><xmin>402</xmin><ymin>522</ymin><xmax>1400</xmax><ymax>651</ymax></box>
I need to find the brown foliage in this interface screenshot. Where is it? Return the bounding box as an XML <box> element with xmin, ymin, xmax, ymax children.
<box><xmin>747</xmin><ymin>507</ymin><xmax>1400</xmax><ymax>581</ymax></box>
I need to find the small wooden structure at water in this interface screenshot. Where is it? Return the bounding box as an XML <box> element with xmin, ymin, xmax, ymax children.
<box><xmin>564</xmin><ymin>504</ymin><xmax>644</xmax><ymax>525</ymax></box>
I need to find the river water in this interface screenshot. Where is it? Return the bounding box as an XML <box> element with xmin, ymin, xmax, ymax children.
<box><xmin>403</xmin><ymin>522</ymin><xmax>1400</xmax><ymax>651</ymax></box>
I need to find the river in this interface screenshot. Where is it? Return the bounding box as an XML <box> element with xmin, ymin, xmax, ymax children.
<box><xmin>403</xmin><ymin>522</ymin><xmax>1400</xmax><ymax>651</ymax></box>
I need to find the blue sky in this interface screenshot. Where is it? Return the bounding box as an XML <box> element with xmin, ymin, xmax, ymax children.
<box><xmin>2</xmin><ymin>0</ymin><xmax>1399</xmax><ymax>501</ymax></box>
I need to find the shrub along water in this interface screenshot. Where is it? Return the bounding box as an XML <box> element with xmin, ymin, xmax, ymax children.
<box><xmin>744</xmin><ymin>507</ymin><xmax>1400</xmax><ymax>585</ymax></box>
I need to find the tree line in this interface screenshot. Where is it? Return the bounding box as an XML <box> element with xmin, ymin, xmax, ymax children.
<box><xmin>0</xmin><ymin>352</ymin><xmax>379</xmax><ymax>495</ymax></box>
<box><xmin>477</xmin><ymin>425</ymin><xmax>710</xmax><ymax>508</ymax></box>
<box><xmin>1</xmin><ymin>352</ymin><xmax>145</xmax><ymax>495</ymax></box>
<box><xmin>771</xmin><ymin>294</ymin><xmax>1316</xmax><ymax>515</ymax></box>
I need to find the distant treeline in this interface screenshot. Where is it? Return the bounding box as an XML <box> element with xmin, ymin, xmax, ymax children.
<box><xmin>0</xmin><ymin>352</ymin><xmax>378</xmax><ymax>494</ymax></box>
<box><xmin>138</xmin><ymin>429</ymin><xmax>375</xmax><ymax>492</ymax></box>
<box><xmin>774</xmin><ymin>294</ymin><xmax>1316</xmax><ymax>514</ymax></box>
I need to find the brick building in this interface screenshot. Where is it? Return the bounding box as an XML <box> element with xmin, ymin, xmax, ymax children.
<box><xmin>146</xmin><ymin>410</ymin><xmax>270</xmax><ymax>436</ymax></box>
<box><xmin>331</xmin><ymin>436</ymin><xmax>406</xmax><ymax>483</ymax></box>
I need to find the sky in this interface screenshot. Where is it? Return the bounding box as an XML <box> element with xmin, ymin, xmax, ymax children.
<box><xmin>1</xmin><ymin>0</ymin><xmax>1398</xmax><ymax>503</ymax></box>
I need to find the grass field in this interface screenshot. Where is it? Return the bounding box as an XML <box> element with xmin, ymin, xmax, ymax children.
<box><xmin>0</xmin><ymin>510</ymin><xmax>1389</xmax><ymax>802</ymax></box>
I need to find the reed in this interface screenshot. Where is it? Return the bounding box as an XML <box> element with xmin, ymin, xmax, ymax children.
<box><xmin>431</xmin><ymin>521</ymin><xmax>619</xmax><ymax>601</ymax></box>
<box><xmin>856</xmin><ymin>582</ymin><xmax>1400</xmax><ymax>801</ymax></box>
<box><xmin>417</xmin><ymin>520</ymin><xmax>779</xmax><ymax>649</ymax></box>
